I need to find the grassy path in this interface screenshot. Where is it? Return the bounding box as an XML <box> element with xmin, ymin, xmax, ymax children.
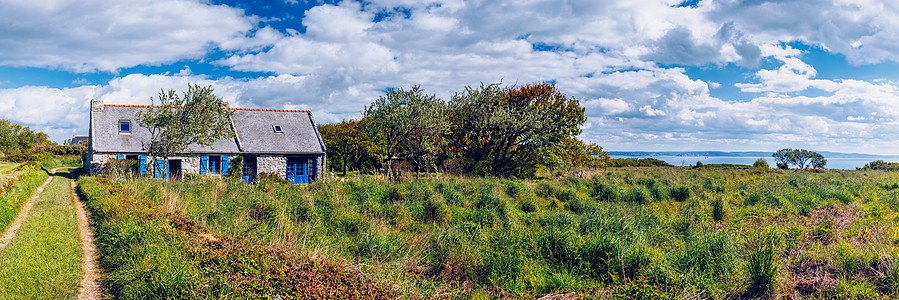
<box><xmin>0</xmin><ymin>168</ymin><xmax>86</xmax><ymax>299</ymax></box>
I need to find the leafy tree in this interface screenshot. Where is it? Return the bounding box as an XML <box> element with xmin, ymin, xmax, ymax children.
<box><xmin>771</xmin><ymin>149</ymin><xmax>826</xmax><ymax>169</ymax></box>
<box><xmin>136</xmin><ymin>84</ymin><xmax>234</xmax><ymax>175</ymax></box>
<box><xmin>0</xmin><ymin>119</ymin><xmax>51</xmax><ymax>160</ymax></box>
<box><xmin>318</xmin><ymin>119</ymin><xmax>381</xmax><ymax>176</ymax></box>
<box><xmin>363</xmin><ymin>86</ymin><xmax>445</xmax><ymax>180</ymax></box>
<box><xmin>555</xmin><ymin>136</ymin><xmax>610</xmax><ymax>171</ymax></box>
<box><xmin>445</xmin><ymin>82</ymin><xmax>586</xmax><ymax>178</ymax></box>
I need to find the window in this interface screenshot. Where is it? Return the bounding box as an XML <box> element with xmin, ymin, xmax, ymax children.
<box><xmin>208</xmin><ymin>156</ymin><xmax>221</xmax><ymax>174</ymax></box>
<box><xmin>125</xmin><ymin>155</ymin><xmax>139</xmax><ymax>161</ymax></box>
<box><xmin>273</xmin><ymin>125</ymin><xmax>283</xmax><ymax>133</ymax></box>
<box><xmin>119</xmin><ymin>120</ymin><xmax>131</xmax><ymax>133</ymax></box>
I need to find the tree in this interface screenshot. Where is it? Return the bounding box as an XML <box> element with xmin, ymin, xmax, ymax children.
<box><xmin>445</xmin><ymin>82</ymin><xmax>586</xmax><ymax>177</ymax></box>
<box><xmin>363</xmin><ymin>86</ymin><xmax>445</xmax><ymax>180</ymax></box>
<box><xmin>136</xmin><ymin>84</ymin><xmax>234</xmax><ymax>175</ymax></box>
<box><xmin>318</xmin><ymin>120</ymin><xmax>381</xmax><ymax>176</ymax></box>
<box><xmin>771</xmin><ymin>149</ymin><xmax>827</xmax><ymax>169</ymax></box>
<box><xmin>554</xmin><ymin>136</ymin><xmax>609</xmax><ymax>171</ymax></box>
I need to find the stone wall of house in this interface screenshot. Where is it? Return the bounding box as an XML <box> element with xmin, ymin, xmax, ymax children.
<box><xmin>88</xmin><ymin>153</ymin><xmax>117</xmax><ymax>175</ymax></box>
<box><xmin>258</xmin><ymin>156</ymin><xmax>286</xmax><ymax>177</ymax></box>
<box><xmin>90</xmin><ymin>153</ymin><xmax>327</xmax><ymax>182</ymax></box>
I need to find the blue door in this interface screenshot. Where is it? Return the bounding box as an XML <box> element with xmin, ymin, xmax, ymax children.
<box><xmin>242</xmin><ymin>157</ymin><xmax>257</xmax><ymax>183</ymax></box>
<box><xmin>286</xmin><ymin>157</ymin><xmax>310</xmax><ymax>184</ymax></box>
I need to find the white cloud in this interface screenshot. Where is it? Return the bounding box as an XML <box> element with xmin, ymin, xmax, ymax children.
<box><xmin>0</xmin><ymin>0</ymin><xmax>253</xmax><ymax>72</ymax></box>
<box><xmin>7</xmin><ymin>0</ymin><xmax>899</xmax><ymax>154</ymax></box>
<box><xmin>736</xmin><ymin>56</ymin><xmax>840</xmax><ymax>93</ymax></box>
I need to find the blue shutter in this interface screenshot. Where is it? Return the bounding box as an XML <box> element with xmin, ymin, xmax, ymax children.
<box><xmin>200</xmin><ymin>156</ymin><xmax>208</xmax><ymax>175</ymax></box>
<box><xmin>117</xmin><ymin>154</ymin><xmax>125</xmax><ymax>159</ymax></box>
<box><xmin>154</xmin><ymin>160</ymin><xmax>164</xmax><ymax>178</ymax></box>
<box><xmin>312</xmin><ymin>157</ymin><xmax>317</xmax><ymax>181</ymax></box>
<box><xmin>222</xmin><ymin>156</ymin><xmax>229</xmax><ymax>176</ymax></box>
<box><xmin>139</xmin><ymin>155</ymin><xmax>147</xmax><ymax>175</ymax></box>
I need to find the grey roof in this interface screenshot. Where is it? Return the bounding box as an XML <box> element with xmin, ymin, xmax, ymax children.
<box><xmin>90</xmin><ymin>105</ymin><xmax>325</xmax><ymax>155</ymax></box>
<box><xmin>67</xmin><ymin>136</ymin><xmax>88</xmax><ymax>145</ymax></box>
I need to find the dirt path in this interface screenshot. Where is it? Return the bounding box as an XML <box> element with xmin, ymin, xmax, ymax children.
<box><xmin>0</xmin><ymin>167</ymin><xmax>102</xmax><ymax>299</ymax></box>
<box><xmin>70</xmin><ymin>175</ymin><xmax>101</xmax><ymax>299</ymax></box>
<box><xmin>0</xmin><ymin>172</ymin><xmax>54</xmax><ymax>252</ymax></box>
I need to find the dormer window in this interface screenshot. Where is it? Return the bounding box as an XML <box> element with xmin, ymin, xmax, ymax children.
<box><xmin>119</xmin><ymin>120</ymin><xmax>131</xmax><ymax>133</ymax></box>
<box><xmin>273</xmin><ymin>125</ymin><xmax>283</xmax><ymax>133</ymax></box>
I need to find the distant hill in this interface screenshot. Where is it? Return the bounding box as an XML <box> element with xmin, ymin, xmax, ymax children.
<box><xmin>608</xmin><ymin>151</ymin><xmax>888</xmax><ymax>159</ymax></box>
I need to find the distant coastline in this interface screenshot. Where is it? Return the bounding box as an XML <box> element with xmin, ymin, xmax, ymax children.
<box><xmin>607</xmin><ymin>151</ymin><xmax>899</xmax><ymax>170</ymax></box>
<box><xmin>608</xmin><ymin>151</ymin><xmax>888</xmax><ymax>159</ymax></box>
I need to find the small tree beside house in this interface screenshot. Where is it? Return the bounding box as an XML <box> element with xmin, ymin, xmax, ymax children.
<box><xmin>136</xmin><ymin>84</ymin><xmax>235</xmax><ymax>177</ymax></box>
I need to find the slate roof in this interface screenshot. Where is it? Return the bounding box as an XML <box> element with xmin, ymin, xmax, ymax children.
<box><xmin>90</xmin><ymin>104</ymin><xmax>326</xmax><ymax>155</ymax></box>
<box><xmin>67</xmin><ymin>135</ymin><xmax>88</xmax><ymax>145</ymax></box>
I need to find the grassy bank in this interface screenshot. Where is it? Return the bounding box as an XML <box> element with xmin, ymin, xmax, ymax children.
<box><xmin>0</xmin><ymin>169</ymin><xmax>82</xmax><ymax>298</ymax></box>
<box><xmin>80</xmin><ymin>167</ymin><xmax>899</xmax><ymax>298</ymax></box>
<box><xmin>0</xmin><ymin>165</ymin><xmax>49</xmax><ymax>233</ymax></box>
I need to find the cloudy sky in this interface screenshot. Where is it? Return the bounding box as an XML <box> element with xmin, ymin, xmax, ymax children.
<box><xmin>2</xmin><ymin>0</ymin><xmax>899</xmax><ymax>154</ymax></box>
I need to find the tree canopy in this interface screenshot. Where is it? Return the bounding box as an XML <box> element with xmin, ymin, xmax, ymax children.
<box><xmin>318</xmin><ymin>120</ymin><xmax>381</xmax><ymax>175</ymax></box>
<box><xmin>445</xmin><ymin>82</ymin><xmax>587</xmax><ymax>177</ymax></box>
<box><xmin>362</xmin><ymin>86</ymin><xmax>445</xmax><ymax>180</ymax></box>
<box><xmin>772</xmin><ymin>149</ymin><xmax>826</xmax><ymax>169</ymax></box>
<box><xmin>0</xmin><ymin>119</ymin><xmax>52</xmax><ymax>161</ymax></box>
<box><xmin>136</xmin><ymin>84</ymin><xmax>234</xmax><ymax>165</ymax></box>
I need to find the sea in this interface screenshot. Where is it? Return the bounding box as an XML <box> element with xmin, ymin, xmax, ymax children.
<box><xmin>608</xmin><ymin>151</ymin><xmax>899</xmax><ymax>170</ymax></box>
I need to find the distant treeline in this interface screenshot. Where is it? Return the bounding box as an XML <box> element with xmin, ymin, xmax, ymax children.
<box><xmin>0</xmin><ymin>119</ymin><xmax>84</xmax><ymax>162</ymax></box>
<box><xmin>609</xmin><ymin>158</ymin><xmax>672</xmax><ymax>167</ymax></box>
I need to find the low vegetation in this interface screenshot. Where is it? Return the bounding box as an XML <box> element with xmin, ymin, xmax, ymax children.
<box><xmin>78</xmin><ymin>167</ymin><xmax>899</xmax><ymax>298</ymax></box>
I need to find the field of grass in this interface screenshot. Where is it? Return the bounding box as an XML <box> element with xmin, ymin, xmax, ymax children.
<box><xmin>78</xmin><ymin>167</ymin><xmax>899</xmax><ymax>299</ymax></box>
<box><xmin>0</xmin><ymin>169</ymin><xmax>82</xmax><ymax>299</ymax></box>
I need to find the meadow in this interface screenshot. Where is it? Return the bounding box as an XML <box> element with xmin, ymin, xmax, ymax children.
<box><xmin>77</xmin><ymin>167</ymin><xmax>899</xmax><ymax>299</ymax></box>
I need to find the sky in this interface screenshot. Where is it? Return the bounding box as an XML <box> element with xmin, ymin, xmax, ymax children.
<box><xmin>2</xmin><ymin>0</ymin><xmax>899</xmax><ymax>155</ymax></box>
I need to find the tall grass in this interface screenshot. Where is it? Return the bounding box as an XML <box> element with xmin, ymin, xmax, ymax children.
<box><xmin>77</xmin><ymin>167</ymin><xmax>899</xmax><ymax>298</ymax></box>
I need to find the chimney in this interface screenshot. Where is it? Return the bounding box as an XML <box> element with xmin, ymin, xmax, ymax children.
<box><xmin>91</xmin><ymin>99</ymin><xmax>104</xmax><ymax>112</ymax></box>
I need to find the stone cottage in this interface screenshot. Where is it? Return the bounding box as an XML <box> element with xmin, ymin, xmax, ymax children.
<box><xmin>85</xmin><ymin>99</ymin><xmax>326</xmax><ymax>184</ymax></box>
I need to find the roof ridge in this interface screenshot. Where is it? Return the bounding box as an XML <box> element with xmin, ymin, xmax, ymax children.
<box><xmin>103</xmin><ymin>104</ymin><xmax>309</xmax><ymax>112</ymax></box>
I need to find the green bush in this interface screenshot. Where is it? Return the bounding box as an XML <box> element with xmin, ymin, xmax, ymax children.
<box><xmin>753</xmin><ymin>158</ymin><xmax>769</xmax><ymax>170</ymax></box>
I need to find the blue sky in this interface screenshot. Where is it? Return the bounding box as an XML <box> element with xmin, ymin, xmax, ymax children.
<box><xmin>2</xmin><ymin>0</ymin><xmax>899</xmax><ymax>155</ymax></box>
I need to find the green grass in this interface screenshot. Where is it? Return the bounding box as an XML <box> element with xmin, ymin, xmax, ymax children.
<box><xmin>0</xmin><ymin>169</ymin><xmax>82</xmax><ymax>299</ymax></box>
<box><xmin>77</xmin><ymin>167</ymin><xmax>899</xmax><ymax>299</ymax></box>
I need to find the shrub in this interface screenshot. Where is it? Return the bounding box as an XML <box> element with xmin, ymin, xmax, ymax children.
<box><xmin>753</xmin><ymin>158</ymin><xmax>769</xmax><ymax>170</ymax></box>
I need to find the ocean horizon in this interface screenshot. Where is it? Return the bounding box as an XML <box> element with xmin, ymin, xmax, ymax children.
<box><xmin>608</xmin><ymin>151</ymin><xmax>899</xmax><ymax>170</ymax></box>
